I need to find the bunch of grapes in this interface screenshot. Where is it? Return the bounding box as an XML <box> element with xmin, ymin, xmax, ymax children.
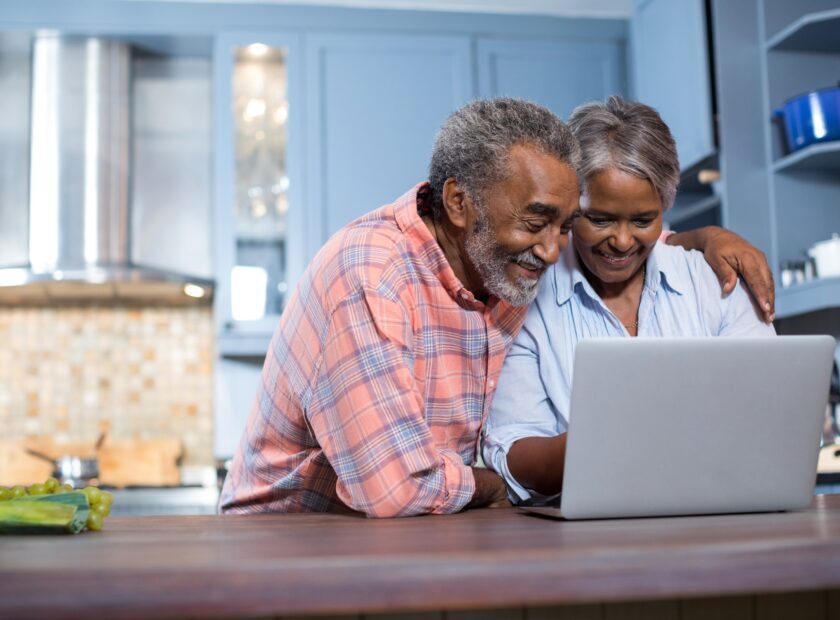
<box><xmin>0</xmin><ymin>478</ymin><xmax>114</xmax><ymax>532</ymax></box>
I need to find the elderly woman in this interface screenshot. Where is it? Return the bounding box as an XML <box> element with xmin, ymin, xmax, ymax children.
<box><xmin>482</xmin><ymin>96</ymin><xmax>776</xmax><ymax>504</ymax></box>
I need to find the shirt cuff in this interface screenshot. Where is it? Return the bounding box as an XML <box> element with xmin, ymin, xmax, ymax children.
<box><xmin>432</xmin><ymin>450</ymin><xmax>476</xmax><ymax>514</ymax></box>
<box><xmin>482</xmin><ymin>426</ymin><xmax>557</xmax><ymax>505</ymax></box>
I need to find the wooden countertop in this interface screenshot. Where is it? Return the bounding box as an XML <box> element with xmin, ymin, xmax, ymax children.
<box><xmin>3</xmin><ymin>495</ymin><xmax>840</xmax><ymax>619</ymax></box>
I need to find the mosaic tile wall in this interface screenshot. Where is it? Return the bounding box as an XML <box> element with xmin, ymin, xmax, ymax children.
<box><xmin>0</xmin><ymin>306</ymin><xmax>214</xmax><ymax>466</ymax></box>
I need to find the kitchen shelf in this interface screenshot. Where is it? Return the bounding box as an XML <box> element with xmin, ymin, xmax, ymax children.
<box><xmin>766</xmin><ymin>9</ymin><xmax>840</xmax><ymax>52</ymax></box>
<box><xmin>776</xmin><ymin>277</ymin><xmax>840</xmax><ymax>319</ymax></box>
<box><xmin>773</xmin><ymin>141</ymin><xmax>840</xmax><ymax>173</ymax></box>
<box><xmin>664</xmin><ymin>194</ymin><xmax>721</xmax><ymax>227</ymax></box>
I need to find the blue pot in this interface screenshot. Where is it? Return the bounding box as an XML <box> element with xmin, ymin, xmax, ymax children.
<box><xmin>774</xmin><ymin>85</ymin><xmax>840</xmax><ymax>153</ymax></box>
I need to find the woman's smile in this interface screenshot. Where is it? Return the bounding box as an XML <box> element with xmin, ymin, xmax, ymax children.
<box><xmin>593</xmin><ymin>247</ymin><xmax>641</xmax><ymax>269</ymax></box>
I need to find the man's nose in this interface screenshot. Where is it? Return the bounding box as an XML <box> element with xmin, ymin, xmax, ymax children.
<box><xmin>534</xmin><ymin>226</ymin><xmax>564</xmax><ymax>265</ymax></box>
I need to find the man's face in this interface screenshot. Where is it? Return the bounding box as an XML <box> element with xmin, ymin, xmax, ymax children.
<box><xmin>463</xmin><ymin>144</ymin><xmax>580</xmax><ymax>306</ymax></box>
<box><xmin>572</xmin><ymin>168</ymin><xmax>663</xmax><ymax>286</ymax></box>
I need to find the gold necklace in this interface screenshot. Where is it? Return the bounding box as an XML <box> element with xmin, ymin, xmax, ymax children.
<box><xmin>622</xmin><ymin>269</ymin><xmax>646</xmax><ymax>331</ymax></box>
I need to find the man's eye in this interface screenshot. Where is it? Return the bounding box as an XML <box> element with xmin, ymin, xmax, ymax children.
<box><xmin>526</xmin><ymin>221</ymin><xmax>546</xmax><ymax>232</ymax></box>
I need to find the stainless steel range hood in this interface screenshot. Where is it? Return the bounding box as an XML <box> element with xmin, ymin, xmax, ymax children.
<box><xmin>0</xmin><ymin>34</ymin><xmax>213</xmax><ymax>304</ymax></box>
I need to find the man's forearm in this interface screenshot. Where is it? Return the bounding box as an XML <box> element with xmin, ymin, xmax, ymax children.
<box><xmin>466</xmin><ymin>467</ymin><xmax>509</xmax><ymax>508</ymax></box>
<box><xmin>506</xmin><ymin>434</ymin><xmax>567</xmax><ymax>497</ymax></box>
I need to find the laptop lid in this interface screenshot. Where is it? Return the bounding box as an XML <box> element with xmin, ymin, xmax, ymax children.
<box><xmin>555</xmin><ymin>336</ymin><xmax>835</xmax><ymax>520</ymax></box>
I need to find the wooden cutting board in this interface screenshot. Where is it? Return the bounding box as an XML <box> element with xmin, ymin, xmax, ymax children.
<box><xmin>0</xmin><ymin>440</ymin><xmax>53</xmax><ymax>486</ymax></box>
<box><xmin>98</xmin><ymin>438</ymin><xmax>183</xmax><ymax>487</ymax></box>
<box><xmin>0</xmin><ymin>437</ymin><xmax>183</xmax><ymax>488</ymax></box>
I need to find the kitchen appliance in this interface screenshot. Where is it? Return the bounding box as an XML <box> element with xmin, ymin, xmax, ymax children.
<box><xmin>808</xmin><ymin>234</ymin><xmax>840</xmax><ymax>279</ymax></box>
<box><xmin>773</xmin><ymin>84</ymin><xmax>840</xmax><ymax>153</ymax></box>
<box><xmin>0</xmin><ymin>33</ymin><xmax>213</xmax><ymax>304</ymax></box>
<box><xmin>25</xmin><ymin>448</ymin><xmax>100</xmax><ymax>488</ymax></box>
<box><xmin>23</xmin><ymin>427</ymin><xmax>107</xmax><ymax>487</ymax></box>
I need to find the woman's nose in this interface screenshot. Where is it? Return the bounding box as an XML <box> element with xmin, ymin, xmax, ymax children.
<box><xmin>610</xmin><ymin>225</ymin><xmax>634</xmax><ymax>253</ymax></box>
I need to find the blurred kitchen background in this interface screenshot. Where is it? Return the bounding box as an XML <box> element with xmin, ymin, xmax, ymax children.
<box><xmin>1</xmin><ymin>0</ymin><xmax>840</xmax><ymax>513</ymax></box>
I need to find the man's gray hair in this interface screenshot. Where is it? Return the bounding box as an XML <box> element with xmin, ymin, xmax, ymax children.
<box><xmin>428</xmin><ymin>97</ymin><xmax>579</xmax><ymax>218</ymax></box>
<box><xmin>568</xmin><ymin>96</ymin><xmax>679</xmax><ymax>210</ymax></box>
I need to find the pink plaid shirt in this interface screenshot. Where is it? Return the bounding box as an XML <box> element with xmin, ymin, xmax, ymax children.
<box><xmin>219</xmin><ymin>183</ymin><xmax>528</xmax><ymax>517</ymax></box>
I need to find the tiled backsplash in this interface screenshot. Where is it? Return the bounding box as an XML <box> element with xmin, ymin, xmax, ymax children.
<box><xmin>0</xmin><ymin>306</ymin><xmax>214</xmax><ymax>466</ymax></box>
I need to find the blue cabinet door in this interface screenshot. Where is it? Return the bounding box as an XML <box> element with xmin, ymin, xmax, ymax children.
<box><xmin>477</xmin><ymin>38</ymin><xmax>626</xmax><ymax>120</ymax></box>
<box><xmin>305</xmin><ymin>33</ymin><xmax>472</xmax><ymax>242</ymax></box>
<box><xmin>631</xmin><ymin>0</ymin><xmax>715</xmax><ymax>170</ymax></box>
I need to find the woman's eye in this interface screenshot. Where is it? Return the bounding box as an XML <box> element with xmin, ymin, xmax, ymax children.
<box><xmin>633</xmin><ymin>219</ymin><xmax>654</xmax><ymax>227</ymax></box>
<box><xmin>587</xmin><ymin>216</ymin><xmax>610</xmax><ymax>226</ymax></box>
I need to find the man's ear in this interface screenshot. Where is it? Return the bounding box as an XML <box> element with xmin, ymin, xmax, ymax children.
<box><xmin>441</xmin><ymin>178</ymin><xmax>472</xmax><ymax>232</ymax></box>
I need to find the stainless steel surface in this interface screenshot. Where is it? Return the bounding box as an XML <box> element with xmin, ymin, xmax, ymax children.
<box><xmin>54</xmin><ymin>456</ymin><xmax>99</xmax><ymax>487</ymax></box>
<box><xmin>0</xmin><ymin>33</ymin><xmax>214</xmax><ymax>304</ymax></box>
<box><xmin>0</xmin><ymin>33</ymin><xmax>31</xmax><ymax>269</ymax></box>
<box><xmin>30</xmin><ymin>34</ymin><xmax>130</xmax><ymax>274</ymax></box>
<box><xmin>108</xmin><ymin>486</ymin><xmax>219</xmax><ymax>516</ymax></box>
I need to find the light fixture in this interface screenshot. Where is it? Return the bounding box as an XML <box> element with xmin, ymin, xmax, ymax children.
<box><xmin>183</xmin><ymin>283</ymin><xmax>206</xmax><ymax>299</ymax></box>
<box><xmin>243</xmin><ymin>98</ymin><xmax>267</xmax><ymax>122</ymax></box>
<box><xmin>247</xmin><ymin>43</ymin><xmax>269</xmax><ymax>58</ymax></box>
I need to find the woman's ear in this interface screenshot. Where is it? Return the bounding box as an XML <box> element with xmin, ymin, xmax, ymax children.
<box><xmin>441</xmin><ymin>178</ymin><xmax>471</xmax><ymax>231</ymax></box>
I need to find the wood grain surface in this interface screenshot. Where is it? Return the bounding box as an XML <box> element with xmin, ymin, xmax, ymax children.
<box><xmin>2</xmin><ymin>495</ymin><xmax>840</xmax><ymax>619</ymax></box>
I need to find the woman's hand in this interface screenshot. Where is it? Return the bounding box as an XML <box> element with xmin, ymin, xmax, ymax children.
<box><xmin>666</xmin><ymin>226</ymin><xmax>775</xmax><ymax>323</ymax></box>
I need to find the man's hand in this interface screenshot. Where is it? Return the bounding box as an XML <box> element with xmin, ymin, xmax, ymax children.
<box><xmin>468</xmin><ymin>467</ymin><xmax>510</xmax><ymax>509</ymax></box>
<box><xmin>667</xmin><ymin>226</ymin><xmax>775</xmax><ymax>323</ymax></box>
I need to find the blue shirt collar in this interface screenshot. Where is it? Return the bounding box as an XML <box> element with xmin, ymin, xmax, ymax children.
<box><xmin>553</xmin><ymin>241</ymin><xmax>685</xmax><ymax>307</ymax></box>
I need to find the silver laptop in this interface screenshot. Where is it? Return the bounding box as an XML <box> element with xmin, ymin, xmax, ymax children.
<box><xmin>524</xmin><ymin>336</ymin><xmax>836</xmax><ymax>520</ymax></box>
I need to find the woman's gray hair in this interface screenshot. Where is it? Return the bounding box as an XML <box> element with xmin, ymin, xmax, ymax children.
<box><xmin>568</xmin><ymin>96</ymin><xmax>679</xmax><ymax>210</ymax></box>
<box><xmin>428</xmin><ymin>97</ymin><xmax>579</xmax><ymax>218</ymax></box>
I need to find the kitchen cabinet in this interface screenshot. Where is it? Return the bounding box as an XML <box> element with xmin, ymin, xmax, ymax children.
<box><xmin>712</xmin><ymin>0</ymin><xmax>840</xmax><ymax>319</ymax></box>
<box><xmin>213</xmin><ymin>32</ymin><xmax>304</xmax><ymax>350</ymax></box>
<box><xmin>630</xmin><ymin>0</ymin><xmax>715</xmax><ymax>172</ymax></box>
<box><xmin>305</xmin><ymin>32</ymin><xmax>472</xmax><ymax>241</ymax></box>
<box><xmin>0</xmin><ymin>32</ymin><xmax>30</xmax><ymax>270</ymax></box>
<box><xmin>629</xmin><ymin>0</ymin><xmax>722</xmax><ymax>233</ymax></box>
<box><xmin>477</xmin><ymin>37</ymin><xmax>624</xmax><ymax>119</ymax></box>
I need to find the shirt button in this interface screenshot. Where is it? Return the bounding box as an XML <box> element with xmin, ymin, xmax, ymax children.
<box><xmin>488</xmin><ymin>379</ymin><xmax>496</xmax><ymax>388</ymax></box>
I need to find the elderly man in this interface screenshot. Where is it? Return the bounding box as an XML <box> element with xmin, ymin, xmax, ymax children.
<box><xmin>220</xmin><ymin>98</ymin><xmax>773</xmax><ymax>518</ymax></box>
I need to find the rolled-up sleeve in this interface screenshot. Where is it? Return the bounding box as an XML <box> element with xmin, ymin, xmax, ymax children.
<box><xmin>306</xmin><ymin>285</ymin><xmax>475</xmax><ymax>518</ymax></box>
<box><xmin>483</xmin><ymin>322</ymin><xmax>564</xmax><ymax>503</ymax></box>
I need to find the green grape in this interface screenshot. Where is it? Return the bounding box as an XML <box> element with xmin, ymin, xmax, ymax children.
<box><xmin>98</xmin><ymin>491</ymin><xmax>114</xmax><ymax>506</ymax></box>
<box><xmin>92</xmin><ymin>502</ymin><xmax>110</xmax><ymax>517</ymax></box>
<box><xmin>27</xmin><ymin>483</ymin><xmax>46</xmax><ymax>496</ymax></box>
<box><xmin>10</xmin><ymin>485</ymin><xmax>26</xmax><ymax>498</ymax></box>
<box><xmin>86</xmin><ymin>511</ymin><xmax>104</xmax><ymax>531</ymax></box>
<box><xmin>57</xmin><ymin>483</ymin><xmax>74</xmax><ymax>493</ymax></box>
<box><xmin>0</xmin><ymin>487</ymin><xmax>12</xmax><ymax>501</ymax></box>
<box><xmin>44</xmin><ymin>477</ymin><xmax>59</xmax><ymax>493</ymax></box>
<box><xmin>82</xmin><ymin>486</ymin><xmax>102</xmax><ymax>506</ymax></box>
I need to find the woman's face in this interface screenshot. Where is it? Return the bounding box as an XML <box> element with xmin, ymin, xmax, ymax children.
<box><xmin>573</xmin><ymin>168</ymin><xmax>663</xmax><ymax>286</ymax></box>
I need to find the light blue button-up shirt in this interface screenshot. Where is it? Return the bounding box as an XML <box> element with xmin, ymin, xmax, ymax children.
<box><xmin>482</xmin><ymin>241</ymin><xmax>776</xmax><ymax>503</ymax></box>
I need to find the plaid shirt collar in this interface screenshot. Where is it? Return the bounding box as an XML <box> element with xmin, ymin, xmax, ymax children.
<box><xmin>394</xmin><ymin>182</ymin><xmax>491</xmax><ymax>311</ymax></box>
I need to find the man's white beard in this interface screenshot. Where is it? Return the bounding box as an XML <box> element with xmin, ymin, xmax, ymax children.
<box><xmin>464</xmin><ymin>215</ymin><xmax>543</xmax><ymax>307</ymax></box>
